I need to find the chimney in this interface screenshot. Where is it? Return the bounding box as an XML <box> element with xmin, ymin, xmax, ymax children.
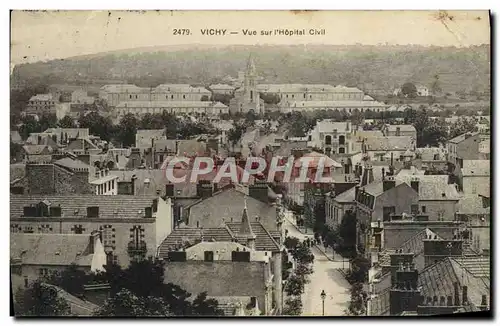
<box><xmin>249</xmin><ymin>180</ymin><xmax>269</xmax><ymax>204</ymax></box>
<box><xmin>131</xmin><ymin>175</ymin><xmax>137</xmax><ymax>196</ymax></box>
<box><xmin>382</xmin><ymin>167</ymin><xmax>385</xmax><ymax>180</ymax></box>
<box><xmin>355</xmin><ymin>185</ymin><xmax>360</xmax><ymax>201</ymax></box>
<box><xmin>361</xmin><ymin>164</ymin><xmax>373</xmax><ymax>186</ymax></box>
<box><xmin>410</xmin><ymin>177</ymin><xmax>419</xmax><ymax>193</ymax></box>
<box><xmin>454</xmin><ymin>282</ymin><xmax>460</xmax><ymax>306</ymax></box>
<box><xmin>89</xmin><ymin>230</ymin><xmax>101</xmax><ymax>254</ymax></box>
<box><xmin>391</xmin><ymin>152</ymin><xmax>394</xmax><ymax>167</ymax></box>
<box><xmin>197</xmin><ymin>180</ymin><xmax>213</xmax><ymax>198</ymax></box>
<box><xmin>383</xmin><ymin>176</ymin><xmax>396</xmax><ymax>192</ymax></box>
<box><xmin>479</xmin><ymin>295</ymin><xmax>488</xmax><ymax>310</ymax></box>
<box><xmin>462</xmin><ymin>286</ymin><xmax>468</xmax><ymax>305</ymax></box>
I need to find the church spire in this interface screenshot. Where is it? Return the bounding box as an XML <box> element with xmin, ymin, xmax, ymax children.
<box><xmin>239</xmin><ymin>196</ymin><xmax>256</xmax><ymax>250</ymax></box>
<box><xmin>246</xmin><ymin>54</ymin><xmax>256</xmax><ymax>77</ymax></box>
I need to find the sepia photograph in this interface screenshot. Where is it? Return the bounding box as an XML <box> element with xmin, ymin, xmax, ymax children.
<box><xmin>9</xmin><ymin>10</ymin><xmax>491</xmax><ymax>317</ymax></box>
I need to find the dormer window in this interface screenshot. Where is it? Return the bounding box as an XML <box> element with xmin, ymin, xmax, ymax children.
<box><xmin>87</xmin><ymin>206</ymin><xmax>99</xmax><ymax>218</ymax></box>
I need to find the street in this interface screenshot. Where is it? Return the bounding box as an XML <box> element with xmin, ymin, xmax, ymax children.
<box><xmin>284</xmin><ymin>214</ymin><xmax>351</xmax><ymax>316</ymax></box>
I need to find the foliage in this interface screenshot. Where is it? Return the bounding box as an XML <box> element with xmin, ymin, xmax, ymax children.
<box><xmin>78</xmin><ymin>111</ymin><xmax>115</xmax><ymax>141</ymax></box>
<box><xmin>18</xmin><ymin>115</ymin><xmax>42</xmax><ymax>140</ymax></box>
<box><xmin>45</xmin><ymin>263</ymin><xmax>89</xmax><ymax>298</ymax></box>
<box><xmin>38</xmin><ymin>113</ymin><xmax>58</xmax><ymax>131</ymax></box>
<box><xmin>227</xmin><ymin>123</ymin><xmax>246</xmax><ymax>145</ymax></box>
<box><xmin>295</xmin><ymin>262</ymin><xmax>313</xmax><ymax>280</ymax></box>
<box><xmin>117</xmin><ymin>113</ymin><xmax>139</xmax><ymax>147</ymax></box>
<box><xmin>338</xmin><ymin>210</ymin><xmax>357</xmax><ymax>257</ymax></box>
<box><xmin>284</xmin><ymin>236</ymin><xmax>300</xmax><ymax>251</ymax></box>
<box><xmin>401</xmin><ymin>82</ymin><xmax>417</xmax><ymax>98</ymax></box>
<box><xmin>346</xmin><ymin>256</ymin><xmax>370</xmax><ymax>284</ymax></box>
<box><xmin>449</xmin><ymin>117</ymin><xmax>478</xmax><ymax>139</ymax></box>
<box><xmin>290</xmin><ymin>241</ymin><xmax>314</xmax><ymax>265</ymax></box>
<box><xmin>210</xmin><ymin>93</ymin><xmax>233</xmax><ymax>106</ymax></box>
<box><xmin>14</xmin><ymin>281</ymin><xmax>71</xmax><ymax>316</ymax></box>
<box><xmin>404</xmin><ymin>108</ymin><xmax>448</xmax><ymax>147</ymax></box>
<box><xmin>10</xmin><ymin>141</ymin><xmax>23</xmax><ymax>161</ymax></box>
<box><xmin>285</xmin><ymin>112</ymin><xmax>316</xmax><ymax>137</ymax></box>
<box><xmin>282</xmin><ymin>296</ymin><xmax>302</xmax><ymax>316</ymax></box>
<box><xmin>345</xmin><ymin>282</ymin><xmax>367</xmax><ymax>316</ymax></box>
<box><xmin>259</xmin><ymin>92</ymin><xmax>281</xmax><ymax>105</ymax></box>
<box><xmin>58</xmin><ymin>115</ymin><xmax>76</xmax><ymax>128</ymax></box>
<box><xmin>94</xmin><ymin>289</ymin><xmax>171</xmax><ymax>316</ymax></box>
<box><xmin>284</xmin><ymin>274</ymin><xmax>305</xmax><ymax>296</ymax></box>
<box><xmin>200</xmin><ymin>95</ymin><xmax>210</xmax><ymax>101</ymax></box>
<box><xmin>350</xmin><ymin>109</ymin><xmax>364</xmax><ymax>126</ymax></box>
<box><xmin>92</xmin><ymin>260</ymin><xmax>223</xmax><ymax>316</ymax></box>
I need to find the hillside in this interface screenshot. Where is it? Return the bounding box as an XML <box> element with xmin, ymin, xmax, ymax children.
<box><xmin>11</xmin><ymin>44</ymin><xmax>490</xmax><ymax>94</ymax></box>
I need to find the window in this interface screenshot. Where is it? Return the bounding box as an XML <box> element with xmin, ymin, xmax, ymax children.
<box><xmin>72</xmin><ymin>225</ymin><xmax>85</xmax><ymax>234</ymax></box>
<box><xmin>231</xmin><ymin>251</ymin><xmax>250</xmax><ymax>262</ymax></box>
<box><xmin>204</xmin><ymin>251</ymin><xmax>214</xmax><ymax>262</ymax></box>
<box><xmin>383</xmin><ymin>206</ymin><xmax>396</xmax><ymax>221</ymax></box>
<box><xmin>411</xmin><ymin>205</ymin><xmax>419</xmax><ymax>214</ymax></box>
<box><xmin>100</xmin><ymin>225</ymin><xmax>115</xmax><ymax>248</ymax></box>
<box><xmin>50</xmin><ymin>206</ymin><xmax>61</xmax><ymax>217</ymax></box>
<box><xmin>39</xmin><ymin>268</ymin><xmax>49</xmax><ymax>277</ymax></box>
<box><xmin>38</xmin><ymin>224</ymin><xmax>52</xmax><ymax>233</ymax></box>
<box><xmin>24</xmin><ymin>277</ymin><xmax>29</xmax><ymax>287</ymax></box>
<box><xmin>339</xmin><ymin>135</ymin><xmax>345</xmax><ymax>145</ymax></box>
<box><xmin>183</xmin><ymin>95</ymin><xmax>186</xmax><ymax>99</ymax></box>
<box><xmin>87</xmin><ymin>206</ymin><xmax>99</xmax><ymax>217</ymax></box>
<box><xmin>11</xmin><ymin>224</ymin><xmax>22</xmax><ymax>233</ymax></box>
<box><xmin>145</xmin><ymin>207</ymin><xmax>153</xmax><ymax>218</ymax></box>
<box><xmin>421</xmin><ymin>206</ymin><xmax>427</xmax><ymax>213</ymax></box>
<box><xmin>325</xmin><ymin>135</ymin><xmax>332</xmax><ymax>145</ymax></box>
<box><xmin>339</xmin><ymin>147</ymin><xmax>345</xmax><ymax>154</ymax></box>
<box><xmin>130</xmin><ymin>225</ymin><xmax>145</xmax><ymax>248</ymax></box>
<box><xmin>23</xmin><ymin>226</ymin><xmax>34</xmax><ymax>233</ymax></box>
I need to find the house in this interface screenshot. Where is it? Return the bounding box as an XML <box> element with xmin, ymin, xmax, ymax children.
<box><xmin>446</xmin><ymin>132</ymin><xmax>481</xmax><ymax>169</ymax></box>
<box><xmin>10</xmin><ymin>232</ymin><xmax>106</xmax><ymax>291</ymax></box>
<box><xmin>363</xmin><ymin>136</ymin><xmax>415</xmax><ymax>163</ymax></box>
<box><xmin>456</xmin><ymin>194</ymin><xmax>490</xmax><ymax>254</ymax></box>
<box><xmin>325</xmin><ymin>187</ymin><xmax>356</xmax><ymax>229</ymax></box>
<box><xmin>459</xmin><ymin>160</ymin><xmax>490</xmax><ymax>196</ymax></box>
<box><xmin>308</xmin><ymin>120</ymin><xmax>355</xmax><ymax>155</ymax></box>
<box><xmin>158</xmin><ymin>203</ymin><xmax>283</xmax><ymax>315</ymax></box>
<box><xmin>414</xmin><ymin>147</ymin><xmax>448</xmax><ymax>172</ymax></box>
<box><xmin>25</xmin><ymin>94</ymin><xmax>57</xmax><ymax>116</ymax></box>
<box><xmin>135</xmin><ymin>129</ymin><xmax>166</xmax><ymax>149</ymax></box>
<box><xmin>396</xmin><ymin>175</ymin><xmax>460</xmax><ymax>221</ymax></box>
<box><xmin>10</xmin><ymin>194</ymin><xmax>172</xmax><ymax>268</ymax></box>
<box><xmin>382</xmin><ymin>124</ymin><xmax>417</xmax><ymax>139</ymax></box>
<box><xmin>22</xmin><ymin>145</ymin><xmax>54</xmax><ymax>162</ymax></box>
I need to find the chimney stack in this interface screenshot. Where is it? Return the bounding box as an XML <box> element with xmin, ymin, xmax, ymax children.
<box><xmin>462</xmin><ymin>286</ymin><xmax>468</xmax><ymax>305</ymax></box>
<box><xmin>454</xmin><ymin>282</ymin><xmax>460</xmax><ymax>306</ymax></box>
<box><xmin>383</xmin><ymin>176</ymin><xmax>396</xmax><ymax>192</ymax></box>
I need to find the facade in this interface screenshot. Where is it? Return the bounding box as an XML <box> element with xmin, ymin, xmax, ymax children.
<box><xmin>447</xmin><ymin>132</ymin><xmax>481</xmax><ymax>169</ymax></box>
<box><xmin>99</xmin><ymin>84</ymin><xmax>211</xmax><ymax>107</ymax></box>
<box><xmin>114</xmin><ymin>101</ymin><xmax>228</xmax><ymax>118</ymax></box>
<box><xmin>363</xmin><ymin>136</ymin><xmax>415</xmax><ymax>162</ymax></box>
<box><xmin>209</xmin><ymin>84</ymin><xmax>236</xmax><ymax>95</ymax></box>
<box><xmin>10</xmin><ymin>232</ymin><xmax>107</xmax><ymax>291</ymax></box>
<box><xmin>257</xmin><ymin>84</ymin><xmax>365</xmax><ymax>101</ymax></box>
<box><xmin>460</xmin><ymin>160</ymin><xmax>490</xmax><ymax>196</ymax></box>
<box><xmin>308</xmin><ymin>120</ymin><xmax>355</xmax><ymax>155</ymax></box>
<box><xmin>278</xmin><ymin>100</ymin><xmax>388</xmax><ymax>114</ymax></box>
<box><xmin>25</xmin><ymin>94</ymin><xmax>57</xmax><ymax>115</ymax></box>
<box><xmin>10</xmin><ymin>194</ymin><xmax>172</xmax><ymax>268</ymax></box>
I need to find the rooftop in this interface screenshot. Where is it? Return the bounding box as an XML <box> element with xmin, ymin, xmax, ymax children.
<box><xmin>10</xmin><ymin>195</ymin><xmax>158</xmax><ymax>220</ymax></box>
<box><xmin>10</xmin><ymin>233</ymin><xmax>95</xmax><ymax>266</ymax></box>
<box><xmin>448</xmin><ymin>132</ymin><xmax>480</xmax><ymax>144</ymax></box>
<box><xmin>461</xmin><ymin>160</ymin><xmax>490</xmax><ymax>176</ymax></box>
<box><xmin>364</xmin><ymin>136</ymin><xmax>414</xmax><ymax>152</ymax></box>
<box><xmin>115</xmin><ymin>101</ymin><xmax>227</xmax><ymax>108</ymax></box>
<box><xmin>386</xmin><ymin>124</ymin><xmax>417</xmax><ymax>133</ymax></box>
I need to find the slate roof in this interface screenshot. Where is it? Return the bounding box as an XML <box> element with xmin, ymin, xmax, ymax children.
<box><xmin>187</xmin><ymin>188</ymin><xmax>278</xmax><ymax>231</ymax></box>
<box><xmin>397</xmin><ymin>175</ymin><xmax>460</xmax><ymax>201</ymax></box>
<box><xmin>23</xmin><ymin>145</ymin><xmax>52</xmax><ymax>155</ymax></box>
<box><xmin>364</xmin><ymin>136</ymin><xmax>414</xmax><ymax>151</ymax></box>
<box><xmin>226</xmin><ymin>222</ymin><xmax>280</xmax><ymax>252</ymax></box>
<box><xmin>333</xmin><ymin>186</ymin><xmax>356</xmax><ymax>203</ymax></box>
<box><xmin>293</xmin><ymin>151</ymin><xmax>342</xmax><ymax>168</ymax></box>
<box><xmin>54</xmin><ymin>157</ymin><xmax>90</xmax><ymax>171</ymax></box>
<box><xmin>109</xmin><ymin>169</ymin><xmax>168</xmax><ymax>196</ymax></box>
<box><xmin>362</xmin><ymin>179</ymin><xmax>408</xmax><ymax>197</ymax></box>
<box><xmin>448</xmin><ymin>132</ymin><xmax>480</xmax><ymax>144</ymax></box>
<box><xmin>10</xmin><ymin>233</ymin><xmax>94</xmax><ymax>266</ymax></box>
<box><xmin>10</xmin><ymin>195</ymin><xmax>157</xmax><ymax>219</ymax></box>
<box><xmin>416</xmin><ymin>147</ymin><xmax>447</xmax><ymax>161</ymax></box>
<box><xmin>461</xmin><ymin>160</ymin><xmax>490</xmax><ymax>176</ymax></box>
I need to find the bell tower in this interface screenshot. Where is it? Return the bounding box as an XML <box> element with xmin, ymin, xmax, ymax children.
<box><xmin>243</xmin><ymin>54</ymin><xmax>261</xmax><ymax>114</ymax></box>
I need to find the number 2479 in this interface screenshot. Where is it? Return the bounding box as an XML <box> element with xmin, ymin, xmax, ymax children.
<box><xmin>173</xmin><ymin>29</ymin><xmax>191</xmax><ymax>35</ymax></box>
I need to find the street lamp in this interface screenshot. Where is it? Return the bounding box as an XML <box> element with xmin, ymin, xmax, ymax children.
<box><xmin>320</xmin><ymin>290</ymin><xmax>326</xmax><ymax>316</ymax></box>
<box><xmin>281</xmin><ymin>280</ymin><xmax>286</xmax><ymax>314</ymax></box>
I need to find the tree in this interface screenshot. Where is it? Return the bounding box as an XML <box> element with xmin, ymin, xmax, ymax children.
<box><xmin>95</xmin><ymin>289</ymin><xmax>171</xmax><ymax>317</ymax></box>
<box><xmin>401</xmin><ymin>82</ymin><xmax>417</xmax><ymax>98</ymax></box>
<box><xmin>190</xmin><ymin>292</ymin><xmax>224</xmax><ymax>316</ymax></box>
<box><xmin>430</xmin><ymin>74</ymin><xmax>442</xmax><ymax>96</ymax></box>
<box><xmin>18</xmin><ymin>115</ymin><xmax>41</xmax><ymax>140</ymax></box>
<box><xmin>338</xmin><ymin>210</ymin><xmax>357</xmax><ymax>257</ymax></box>
<box><xmin>14</xmin><ymin>281</ymin><xmax>71</xmax><ymax>316</ymax></box>
<box><xmin>350</xmin><ymin>109</ymin><xmax>364</xmax><ymax>126</ymax></box>
<box><xmin>139</xmin><ymin>113</ymin><xmax>165</xmax><ymax>130</ymax></box>
<box><xmin>78</xmin><ymin>111</ymin><xmax>114</xmax><ymax>141</ymax></box>
<box><xmin>291</xmin><ymin>241</ymin><xmax>314</xmax><ymax>265</ymax></box>
<box><xmin>284</xmin><ymin>236</ymin><xmax>300</xmax><ymax>251</ymax></box>
<box><xmin>449</xmin><ymin>117</ymin><xmax>477</xmax><ymax>139</ymax></box>
<box><xmin>347</xmin><ymin>256</ymin><xmax>370</xmax><ymax>284</ymax></box>
<box><xmin>58</xmin><ymin>115</ymin><xmax>76</xmax><ymax>128</ymax></box>
<box><xmin>46</xmin><ymin>263</ymin><xmax>88</xmax><ymax>298</ymax></box>
<box><xmin>345</xmin><ymin>283</ymin><xmax>367</xmax><ymax>316</ymax></box>
<box><xmin>228</xmin><ymin>123</ymin><xmax>245</xmax><ymax>145</ymax></box>
<box><xmin>38</xmin><ymin>113</ymin><xmax>58</xmax><ymax>132</ymax></box>
<box><xmin>260</xmin><ymin>92</ymin><xmax>281</xmax><ymax>105</ymax></box>
<box><xmin>285</xmin><ymin>274</ymin><xmax>305</xmax><ymax>296</ymax></box>
<box><xmin>117</xmin><ymin>113</ymin><xmax>138</xmax><ymax>147</ymax></box>
<box><xmin>295</xmin><ymin>262</ymin><xmax>313</xmax><ymax>280</ymax></box>
<box><xmin>283</xmin><ymin>297</ymin><xmax>302</xmax><ymax>316</ymax></box>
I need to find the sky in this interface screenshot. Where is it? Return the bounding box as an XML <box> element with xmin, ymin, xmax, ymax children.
<box><xmin>10</xmin><ymin>10</ymin><xmax>491</xmax><ymax>65</ymax></box>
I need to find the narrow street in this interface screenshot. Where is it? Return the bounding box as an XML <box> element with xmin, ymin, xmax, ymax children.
<box><xmin>284</xmin><ymin>213</ymin><xmax>351</xmax><ymax>316</ymax></box>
